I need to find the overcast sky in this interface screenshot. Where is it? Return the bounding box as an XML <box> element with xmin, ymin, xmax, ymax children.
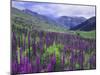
<box><xmin>12</xmin><ymin>1</ymin><xmax>96</xmax><ymax>19</ymax></box>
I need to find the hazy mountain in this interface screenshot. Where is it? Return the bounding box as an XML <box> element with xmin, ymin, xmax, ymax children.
<box><xmin>22</xmin><ymin>9</ymin><xmax>87</xmax><ymax>29</ymax></box>
<box><xmin>57</xmin><ymin>16</ymin><xmax>86</xmax><ymax>28</ymax></box>
<box><xmin>22</xmin><ymin>9</ymin><xmax>38</xmax><ymax>16</ymax></box>
<box><xmin>22</xmin><ymin>9</ymin><xmax>62</xmax><ymax>27</ymax></box>
<box><xmin>70</xmin><ymin>16</ymin><xmax>96</xmax><ymax>31</ymax></box>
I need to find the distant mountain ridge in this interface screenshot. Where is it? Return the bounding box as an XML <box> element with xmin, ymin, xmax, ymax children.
<box><xmin>22</xmin><ymin>8</ymin><xmax>87</xmax><ymax>29</ymax></box>
<box><xmin>22</xmin><ymin>9</ymin><xmax>63</xmax><ymax>27</ymax></box>
<box><xmin>56</xmin><ymin>16</ymin><xmax>86</xmax><ymax>28</ymax></box>
<box><xmin>22</xmin><ymin>9</ymin><xmax>38</xmax><ymax>16</ymax></box>
<box><xmin>12</xmin><ymin>7</ymin><xmax>95</xmax><ymax>32</ymax></box>
<box><xmin>70</xmin><ymin>16</ymin><xmax>96</xmax><ymax>31</ymax></box>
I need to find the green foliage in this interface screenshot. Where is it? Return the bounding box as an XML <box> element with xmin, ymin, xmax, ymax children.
<box><xmin>75</xmin><ymin>63</ymin><xmax>80</xmax><ymax>69</ymax></box>
<box><xmin>17</xmin><ymin>47</ymin><xmax>20</xmax><ymax>64</ymax></box>
<box><xmin>46</xmin><ymin>42</ymin><xmax>63</xmax><ymax>63</ymax></box>
<box><xmin>47</xmin><ymin>42</ymin><xmax>61</xmax><ymax>55</ymax></box>
<box><xmin>40</xmin><ymin>42</ymin><xmax>64</xmax><ymax>65</ymax></box>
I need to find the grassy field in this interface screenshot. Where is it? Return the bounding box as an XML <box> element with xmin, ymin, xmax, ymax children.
<box><xmin>66</xmin><ymin>30</ymin><xmax>96</xmax><ymax>39</ymax></box>
<box><xmin>74</xmin><ymin>30</ymin><xmax>96</xmax><ymax>39</ymax></box>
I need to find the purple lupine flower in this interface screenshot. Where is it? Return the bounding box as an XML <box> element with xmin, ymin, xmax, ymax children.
<box><xmin>19</xmin><ymin>62</ymin><xmax>32</xmax><ymax>74</ymax></box>
<box><xmin>28</xmin><ymin>32</ymin><xmax>31</xmax><ymax>61</ymax></box>
<box><xmin>51</xmin><ymin>54</ymin><xmax>56</xmax><ymax>65</ymax></box>
<box><xmin>32</xmin><ymin>65</ymin><xmax>37</xmax><ymax>73</ymax></box>
<box><xmin>12</xmin><ymin>32</ymin><xmax>17</xmax><ymax>60</ymax></box>
<box><xmin>32</xmin><ymin>42</ymin><xmax>36</xmax><ymax>56</ymax></box>
<box><xmin>70</xmin><ymin>49</ymin><xmax>75</xmax><ymax>70</ymax></box>
<box><xmin>28</xmin><ymin>32</ymin><xmax>31</xmax><ymax>50</ymax></box>
<box><xmin>45</xmin><ymin>34</ymin><xmax>51</xmax><ymax>47</ymax></box>
<box><xmin>12</xmin><ymin>56</ymin><xmax>33</xmax><ymax>74</ymax></box>
<box><xmin>78</xmin><ymin>50</ymin><xmax>84</xmax><ymax>69</ymax></box>
<box><xmin>47</xmin><ymin>63</ymin><xmax>53</xmax><ymax>72</ymax></box>
<box><xmin>36</xmin><ymin>56</ymin><xmax>40</xmax><ymax>65</ymax></box>
<box><xmin>11</xmin><ymin>60</ymin><xmax>18</xmax><ymax>74</ymax></box>
<box><xmin>15</xmin><ymin>45</ymin><xmax>33</xmax><ymax>74</ymax></box>
<box><xmin>61</xmin><ymin>54</ymin><xmax>65</xmax><ymax>70</ymax></box>
<box><xmin>36</xmin><ymin>56</ymin><xmax>40</xmax><ymax>72</ymax></box>
<box><xmin>12</xmin><ymin>32</ymin><xmax>17</xmax><ymax>48</ymax></box>
<box><xmin>49</xmin><ymin>54</ymin><xmax>56</xmax><ymax>71</ymax></box>
<box><xmin>38</xmin><ymin>41</ymin><xmax>43</xmax><ymax>54</ymax></box>
<box><xmin>12</xmin><ymin>32</ymin><xmax>16</xmax><ymax>42</ymax></box>
<box><xmin>39</xmin><ymin>31</ymin><xmax>43</xmax><ymax>38</ymax></box>
<box><xmin>20</xmin><ymin>47</ymin><xmax>23</xmax><ymax>53</ymax></box>
<box><xmin>89</xmin><ymin>54</ymin><xmax>96</xmax><ymax>69</ymax></box>
<box><xmin>28</xmin><ymin>32</ymin><xmax>31</xmax><ymax>52</ymax></box>
<box><xmin>61</xmin><ymin>55</ymin><xmax>65</xmax><ymax>66</ymax></box>
<box><xmin>23</xmin><ymin>34</ymin><xmax>26</xmax><ymax>51</ymax></box>
<box><xmin>63</xmin><ymin>46</ymin><xmax>66</xmax><ymax>53</ymax></box>
<box><xmin>19</xmin><ymin>56</ymin><xmax>33</xmax><ymax>74</ymax></box>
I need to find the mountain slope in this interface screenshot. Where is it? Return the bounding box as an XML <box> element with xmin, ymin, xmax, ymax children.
<box><xmin>70</xmin><ymin>16</ymin><xmax>96</xmax><ymax>31</ymax></box>
<box><xmin>57</xmin><ymin>16</ymin><xmax>86</xmax><ymax>28</ymax></box>
<box><xmin>22</xmin><ymin>9</ymin><xmax>66</xmax><ymax>29</ymax></box>
<box><xmin>11</xmin><ymin>7</ymin><xmax>68</xmax><ymax>33</ymax></box>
